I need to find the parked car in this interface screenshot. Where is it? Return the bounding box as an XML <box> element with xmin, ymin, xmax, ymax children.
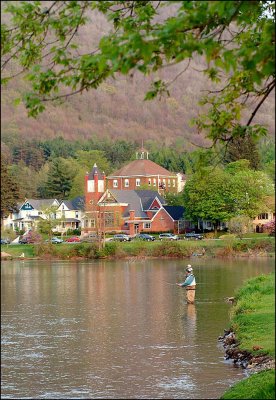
<box><xmin>45</xmin><ymin>237</ymin><xmax>63</xmax><ymax>244</ymax></box>
<box><xmin>185</xmin><ymin>232</ymin><xmax>204</xmax><ymax>240</ymax></box>
<box><xmin>0</xmin><ymin>238</ymin><xmax>10</xmax><ymax>245</ymax></box>
<box><xmin>112</xmin><ymin>234</ymin><xmax>132</xmax><ymax>242</ymax></box>
<box><xmin>136</xmin><ymin>233</ymin><xmax>155</xmax><ymax>241</ymax></box>
<box><xmin>19</xmin><ymin>237</ymin><xmax>32</xmax><ymax>244</ymax></box>
<box><xmin>159</xmin><ymin>233</ymin><xmax>179</xmax><ymax>241</ymax></box>
<box><xmin>66</xmin><ymin>236</ymin><xmax>81</xmax><ymax>243</ymax></box>
<box><xmin>81</xmin><ymin>234</ymin><xmax>100</xmax><ymax>242</ymax></box>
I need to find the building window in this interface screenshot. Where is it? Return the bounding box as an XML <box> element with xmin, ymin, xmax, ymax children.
<box><xmin>159</xmin><ymin>182</ymin><xmax>165</xmax><ymax>189</ymax></box>
<box><xmin>136</xmin><ymin>178</ymin><xmax>140</xmax><ymax>187</ymax></box>
<box><xmin>143</xmin><ymin>222</ymin><xmax>151</xmax><ymax>229</ymax></box>
<box><xmin>148</xmin><ymin>178</ymin><xmax>151</xmax><ymax>186</ymax></box>
<box><xmin>104</xmin><ymin>212</ymin><xmax>114</xmax><ymax>227</ymax></box>
<box><xmin>124</xmin><ymin>179</ymin><xmax>129</xmax><ymax>187</ymax></box>
<box><xmin>75</xmin><ymin>212</ymin><xmax>79</xmax><ymax>218</ymax></box>
<box><xmin>90</xmin><ymin>219</ymin><xmax>96</xmax><ymax>228</ymax></box>
<box><xmin>153</xmin><ymin>178</ymin><xmax>156</xmax><ymax>186</ymax></box>
<box><xmin>38</xmin><ymin>211</ymin><xmax>42</xmax><ymax>215</ymax></box>
<box><xmin>113</xmin><ymin>180</ymin><xmax>118</xmax><ymax>188</ymax></box>
<box><xmin>173</xmin><ymin>180</ymin><xmax>176</xmax><ymax>187</ymax></box>
<box><xmin>258</xmin><ymin>213</ymin><xmax>269</xmax><ymax>220</ymax></box>
<box><xmin>168</xmin><ymin>179</ymin><xmax>171</xmax><ymax>187</ymax></box>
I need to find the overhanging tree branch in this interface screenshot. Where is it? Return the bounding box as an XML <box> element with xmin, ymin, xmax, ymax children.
<box><xmin>246</xmin><ymin>80</ymin><xmax>275</xmax><ymax>126</ymax></box>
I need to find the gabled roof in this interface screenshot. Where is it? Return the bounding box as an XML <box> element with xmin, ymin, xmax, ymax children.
<box><xmin>163</xmin><ymin>206</ymin><xmax>185</xmax><ymax>221</ymax></box>
<box><xmin>105</xmin><ymin>189</ymin><xmax>165</xmax><ymax>218</ymax></box>
<box><xmin>136</xmin><ymin>190</ymin><xmax>165</xmax><ymax>209</ymax></box>
<box><xmin>61</xmin><ymin>196</ymin><xmax>85</xmax><ymax>211</ymax></box>
<box><xmin>20</xmin><ymin>199</ymin><xmax>59</xmax><ymax>210</ymax></box>
<box><xmin>108</xmin><ymin>159</ymin><xmax>176</xmax><ymax>178</ymax></box>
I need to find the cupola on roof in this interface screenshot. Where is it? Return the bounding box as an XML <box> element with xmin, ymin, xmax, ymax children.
<box><xmin>87</xmin><ymin>163</ymin><xmax>105</xmax><ymax>180</ymax></box>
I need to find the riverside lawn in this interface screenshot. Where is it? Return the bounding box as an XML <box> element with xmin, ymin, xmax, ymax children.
<box><xmin>221</xmin><ymin>273</ymin><xmax>275</xmax><ymax>400</ymax></box>
<box><xmin>1</xmin><ymin>236</ymin><xmax>275</xmax><ymax>259</ymax></box>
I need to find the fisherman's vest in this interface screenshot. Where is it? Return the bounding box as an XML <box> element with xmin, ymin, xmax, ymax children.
<box><xmin>186</xmin><ymin>274</ymin><xmax>196</xmax><ymax>290</ymax></box>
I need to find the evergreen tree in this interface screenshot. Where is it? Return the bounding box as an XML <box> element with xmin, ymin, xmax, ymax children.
<box><xmin>44</xmin><ymin>158</ymin><xmax>73</xmax><ymax>200</ymax></box>
<box><xmin>1</xmin><ymin>158</ymin><xmax>20</xmax><ymax>223</ymax></box>
<box><xmin>224</xmin><ymin>135</ymin><xmax>261</xmax><ymax>170</ymax></box>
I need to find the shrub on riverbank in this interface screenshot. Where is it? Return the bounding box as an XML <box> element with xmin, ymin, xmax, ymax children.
<box><xmin>221</xmin><ymin>272</ymin><xmax>275</xmax><ymax>399</ymax></box>
<box><xmin>1</xmin><ymin>237</ymin><xmax>274</xmax><ymax>260</ymax></box>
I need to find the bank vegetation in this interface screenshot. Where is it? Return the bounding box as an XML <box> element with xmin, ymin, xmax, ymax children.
<box><xmin>1</xmin><ymin>236</ymin><xmax>275</xmax><ymax>260</ymax></box>
<box><xmin>221</xmin><ymin>273</ymin><xmax>275</xmax><ymax>399</ymax></box>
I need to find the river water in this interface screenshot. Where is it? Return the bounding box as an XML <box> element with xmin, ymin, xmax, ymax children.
<box><xmin>1</xmin><ymin>257</ymin><xmax>274</xmax><ymax>399</ymax></box>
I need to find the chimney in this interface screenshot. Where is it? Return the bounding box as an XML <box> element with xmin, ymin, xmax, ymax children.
<box><xmin>129</xmin><ymin>210</ymin><xmax>135</xmax><ymax>220</ymax></box>
<box><xmin>94</xmin><ymin>170</ymin><xmax>98</xmax><ymax>193</ymax></box>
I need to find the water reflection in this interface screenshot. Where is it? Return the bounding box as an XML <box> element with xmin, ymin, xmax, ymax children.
<box><xmin>1</xmin><ymin>258</ymin><xmax>274</xmax><ymax>399</ymax></box>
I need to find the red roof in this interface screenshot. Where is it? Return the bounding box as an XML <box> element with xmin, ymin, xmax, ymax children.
<box><xmin>108</xmin><ymin>159</ymin><xmax>175</xmax><ymax>177</ymax></box>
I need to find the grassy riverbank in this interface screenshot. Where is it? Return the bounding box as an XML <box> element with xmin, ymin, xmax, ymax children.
<box><xmin>1</xmin><ymin>236</ymin><xmax>274</xmax><ymax>260</ymax></box>
<box><xmin>221</xmin><ymin>272</ymin><xmax>275</xmax><ymax>400</ymax></box>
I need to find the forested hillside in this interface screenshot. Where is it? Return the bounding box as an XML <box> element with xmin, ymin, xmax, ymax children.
<box><xmin>1</xmin><ymin>3</ymin><xmax>275</xmax><ymax>215</ymax></box>
<box><xmin>1</xmin><ymin>8</ymin><xmax>275</xmax><ymax>150</ymax></box>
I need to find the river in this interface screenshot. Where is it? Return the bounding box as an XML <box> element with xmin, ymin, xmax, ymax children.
<box><xmin>1</xmin><ymin>257</ymin><xmax>274</xmax><ymax>399</ymax></box>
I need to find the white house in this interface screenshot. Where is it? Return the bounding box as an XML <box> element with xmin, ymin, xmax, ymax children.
<box><xmin>55</xmin><ymin>196</ymin><xmax>85</xmax><ymax>233</ymax></box>
<box><xmin>4</xmin><ymin>199</ymin><xmax>60</xmax><ymax>232</ymax></box>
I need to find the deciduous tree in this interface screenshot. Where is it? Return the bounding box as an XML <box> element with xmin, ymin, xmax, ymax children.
<box><xmin>183</xmin><ymin>162</ymin><xmax>274</xmax><ymax>231</ymax></box>
<box><xmin>37</xmin><ymin>206</ymin><xmax>63</xmax><ymax>240</ymax></box>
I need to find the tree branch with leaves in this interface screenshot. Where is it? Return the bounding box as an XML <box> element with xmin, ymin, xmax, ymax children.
<box><xmin>1</xmin><ymin>1</ymin><xmax>275</xmax><ymax>145</ymax></box>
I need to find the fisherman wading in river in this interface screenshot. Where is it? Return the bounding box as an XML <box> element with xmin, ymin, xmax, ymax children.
<box><xmin>176</xmin><ymin>265</ymin><xmax>196</xmax><ymax>304</ymax></box>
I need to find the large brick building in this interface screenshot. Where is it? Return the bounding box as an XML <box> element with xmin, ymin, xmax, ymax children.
<box><xmin>82</xmin><ymin>159</ymin><xmax>186</xmax><ymax>236</ymax></box>
<box><xmin>106</xmin><ymin>148</ymin><xmax>184</xmax><ymax>195</ymax></box>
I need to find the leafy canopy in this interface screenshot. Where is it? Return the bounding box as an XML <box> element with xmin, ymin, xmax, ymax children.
<box><xmin>183</xmin><ymin>161</ymin><xmax>274</xmax><ymax>225</ymax></box>
<box><xmin>1</xmin><ymin>1</ymin><xmax>275</xmax><ymax>145</ymax></box>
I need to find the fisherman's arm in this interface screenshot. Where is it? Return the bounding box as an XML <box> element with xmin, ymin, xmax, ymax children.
<box><xmin>176</xmin><ymin>275</ymin><xmax>193</xmax><ymax>287</ymax></box>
